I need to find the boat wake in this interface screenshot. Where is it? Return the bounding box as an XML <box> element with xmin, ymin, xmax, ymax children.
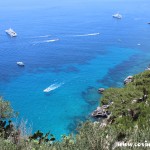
<box><xmin>33</xmin><ymin>38</ymin><xmax>59</xmax><ymax>45</ymax></box>
<box><xmin>45</xmin><ymin>39</ymin><xmax>59</xmax><ymax>43</ymax></box>
<box><xmin>31</xmin><ymin>35</ymin><xmax>52</xmax><ymax>38</ymax></box>
<box><xmin>74</xmin><ymin>33</ymin><xmax>100</xmax><ymax>37</ymax></box>
<box><xmin>43</xmin><ymin>83</ymin><xmax>64</xmax><ymax>93</ymax></box>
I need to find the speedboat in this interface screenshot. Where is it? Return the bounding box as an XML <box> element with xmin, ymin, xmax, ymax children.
<box><xmin>43</xmin><ymin>87</ymin><xmax>51</xmax><ymax>92</ymax></box>
<box><xmin>112</xmin><ymin>13</ymin><xmax>122</xmax><ymax>19</ymax></box>
<box><xmin>43</xmin><ymin>83</ymin><xmax>63</xmax><ymax>93</ymax></box>
<box><xmin>5</xmin><ymin>28</ymin><xmax>17</xmax><ymax>37</ymax></box>
<box><xmin>17</xmin><ymin>62</ymin><xmax>24</xmax><ymax>66</ymax></box>
<box><xmin>43</xmin><ymin>84</ymin><xmax>58</xmax><ymax>93</ymax></box>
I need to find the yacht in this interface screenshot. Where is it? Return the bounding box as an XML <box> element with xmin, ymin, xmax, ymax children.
<box><xmin>17</xmin><ymin>62</ymin><xmax>24</xmax><ymax>66</ymax></box>
<box><xmin>112</xmin><ymin>13</ymin><xmax>122</xmax><ymax>19</ymax></box>
<box><xmin>5</xmin><ymin>28</ymin><xmax>17</xmax><ymax>37</ymax></box>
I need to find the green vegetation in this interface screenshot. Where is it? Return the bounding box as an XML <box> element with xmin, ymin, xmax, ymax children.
<box><xmin>0</xmin><ymin>97</ymin><xmax>17</xmax><ymax>119</ymax></box>
<box><xmin>1</xmin><ymin>71</ymin><xmax>150</xmax><ymax>149</ymax></box>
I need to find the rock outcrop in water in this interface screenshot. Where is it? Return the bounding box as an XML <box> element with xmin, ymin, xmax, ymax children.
<box><xmin>91</xmin><ymin>105</ymin><xmax>110</xmax><ymax>118</ymax></box>
<box><xmin>92</xmin><ymin>70</ymin><xmax>150</xmax><ymax>127</ymax></box>
<box><xmin>124</xmin><ymin>75</ymin><xmax>133</xmax><ymax>85</ymax></box>
<box><xmin>98</xmin><ymin>88</ymin><xmax>105</xmax><ymax>94</ymax></box>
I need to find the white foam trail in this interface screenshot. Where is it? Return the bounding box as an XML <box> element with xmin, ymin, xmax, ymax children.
<box><xmin>74</xmin><ymin>33</ymin><xmax>100</xmax><ymax>37</ymax></box>
<box><xmin>38</xmin><ymin>35</ymin><xmax>51</xmax><ymax>38</ymax></box>
<box><xmin>43</xmin><ymin>83</ymin><xmax>64</xmax><ymax>93</ymax></box>
<box><xmin>31</xmin><ymin>35</ymin><xmax>51</xmax><ymax>38</ymax></box>
<box><xmin>33</xmin><ymin>38</ymin><xmax>59</xmax><ymax>45</ymax></box>
<box><xmin>45</xmin><ymin>38</ymin><xmax>59</xmax><ymax>43</ymax></box>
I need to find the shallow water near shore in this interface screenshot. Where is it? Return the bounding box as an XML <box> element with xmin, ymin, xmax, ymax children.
<box><xmin>0</xmin><ymin>0</ymin><xmax>150</xmax><ymax>139</ymax></box>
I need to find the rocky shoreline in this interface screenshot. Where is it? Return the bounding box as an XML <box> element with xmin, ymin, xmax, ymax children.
<box><xmin>92</xmin><ymin>75</ymin><xmax>133</xmax><ymax>119</ymax></box>
<box><xmin>91</xmin><ymin>65</ymin><xmax>150</xmax><ymax>126</ymax></box>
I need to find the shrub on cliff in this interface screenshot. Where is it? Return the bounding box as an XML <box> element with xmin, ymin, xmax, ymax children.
<box><xmin>0</xmin><ymin>97</ymin><xmax>17</xmax><ymax>120</ymax></box>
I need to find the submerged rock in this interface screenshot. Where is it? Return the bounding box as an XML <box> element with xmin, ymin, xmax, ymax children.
<box><xmin>82</xmin><ymin>86</ymin><xmax>100</xmax><ymax>105</ymax></box>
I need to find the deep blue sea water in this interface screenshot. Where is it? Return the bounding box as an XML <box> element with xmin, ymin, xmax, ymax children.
<box><xmin>0</xmin><ymin>0</ymin><xmax>150</xmax><ymax>139</ymax></box>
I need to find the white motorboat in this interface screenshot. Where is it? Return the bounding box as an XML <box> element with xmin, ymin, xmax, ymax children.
<box><xmin>43</xmin><ymin>87</ymin><xmax>52</xmax><ymax>93</ymax></box>
<box><xmin>5</xmin><ymin>28</ymin><xmax>17</xmax><ymax>37</ymax></box>
<box><xmin>17</xmin><ymin>62</ymin><xmax>24</xmax><ymax>66</ymax></box>
<box><xmin>43</xmin><ymin>84</ymin><xmax>59</xmax><ymax>93</ymax></box>
<box><xmin>112</xmin><ymin>13</ymin><xmax>122</xmax><ymax>19</ymax></box>
<box><xmin>43</xmin><ymin>83</ymin><xmax>63</xmax><ymax>93</ymax></box>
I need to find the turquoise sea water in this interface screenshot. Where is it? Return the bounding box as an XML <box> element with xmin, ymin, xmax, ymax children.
<box><xmin>0</xmin><ymin>0</ymin><xmax>150</xmax><ymax>139</ymax></box>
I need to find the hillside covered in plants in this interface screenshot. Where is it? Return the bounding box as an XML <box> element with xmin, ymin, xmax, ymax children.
<box><xmin>1</xmin><ymin>70</ymin><xmax>150</xmax><ymax>150</ymax></box>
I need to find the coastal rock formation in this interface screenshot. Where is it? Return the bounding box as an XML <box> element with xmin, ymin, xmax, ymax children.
<box><xmin>145</xmin><ymin>67</ymin><xmax>150</xmax><ymax>71</ymax></box>
<box><xmin>91</xmin><ymin>105</ymin><xmax>110</xmax><ymax>118</ymax></box>
<box><xmin>145</xmin><ymin>64</ymin><xmax>150</xmax><ymax>70</ymax></box>
<box><xmin>98</xmin><ymin>88</ymin><xmax>105</xmax><ymax>94</ymax></box>
<box><xmin>124</xmin><ymin>76</ymin><xmax>133</xmax><ymax>85</ymax></box>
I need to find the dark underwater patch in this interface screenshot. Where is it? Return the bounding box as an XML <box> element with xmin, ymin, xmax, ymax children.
<box><xmin>100</xmin><ymin>54</ymin><xmax>148</xmax><ymax>87</ymax></box>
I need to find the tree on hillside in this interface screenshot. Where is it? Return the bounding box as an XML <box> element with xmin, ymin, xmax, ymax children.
<box><xmin>0</xmin><ymin>97</ymin><xmax>17</xmax><ymax>120</ymax></box>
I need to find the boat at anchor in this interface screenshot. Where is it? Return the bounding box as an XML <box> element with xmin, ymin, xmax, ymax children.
<box><xmin>17</xmin><ymin>62</ymin><xmax>24</xmax><ymax>66</ymax></box>
<box><xmin>5</xmin><ymin>28</ymin><xmax>17</xmax><ymax>37</ymax></box>
<box><xmin>112</xmin><ymin>13</ymin><xmax>122</xmax><ymax>19</ymax></box>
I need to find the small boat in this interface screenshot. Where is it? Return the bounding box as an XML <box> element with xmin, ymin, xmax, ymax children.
<box><xmin>43</xmin><ymin>84</ymin><xmax>58</xmax><ymax>93</ymax></box>
<box><xmin>5</xmin><ymin>28</ymin><xmax>17</xmax><ymax>37</ymax></box>
<box><xmin>17</xmin><ymin>62</ymin><xmax>24</xmax><ymax>66</ymax></box>
<box><xmin>43</xmin><ymin>83</ymin><xmax>63</xmax><ymax>93</ymax></box>
<box><xmin>112</xmin><ymin>13</ymin><xmax>122</xmax><ymax>19</ymax></box>
<box><xmin>43</xmin><ymin>85</ymin><xmax>57</xmax><ymax>93</ymax></box>
<box><xmin>148</xmin><ymin>22</ymin><xmax>150</xmax><ymax>24</ymax></box>
<box><xmin>43</xmin><ymin>87</ymin><xmax>51</xmax><ymax>93</ymax></box>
